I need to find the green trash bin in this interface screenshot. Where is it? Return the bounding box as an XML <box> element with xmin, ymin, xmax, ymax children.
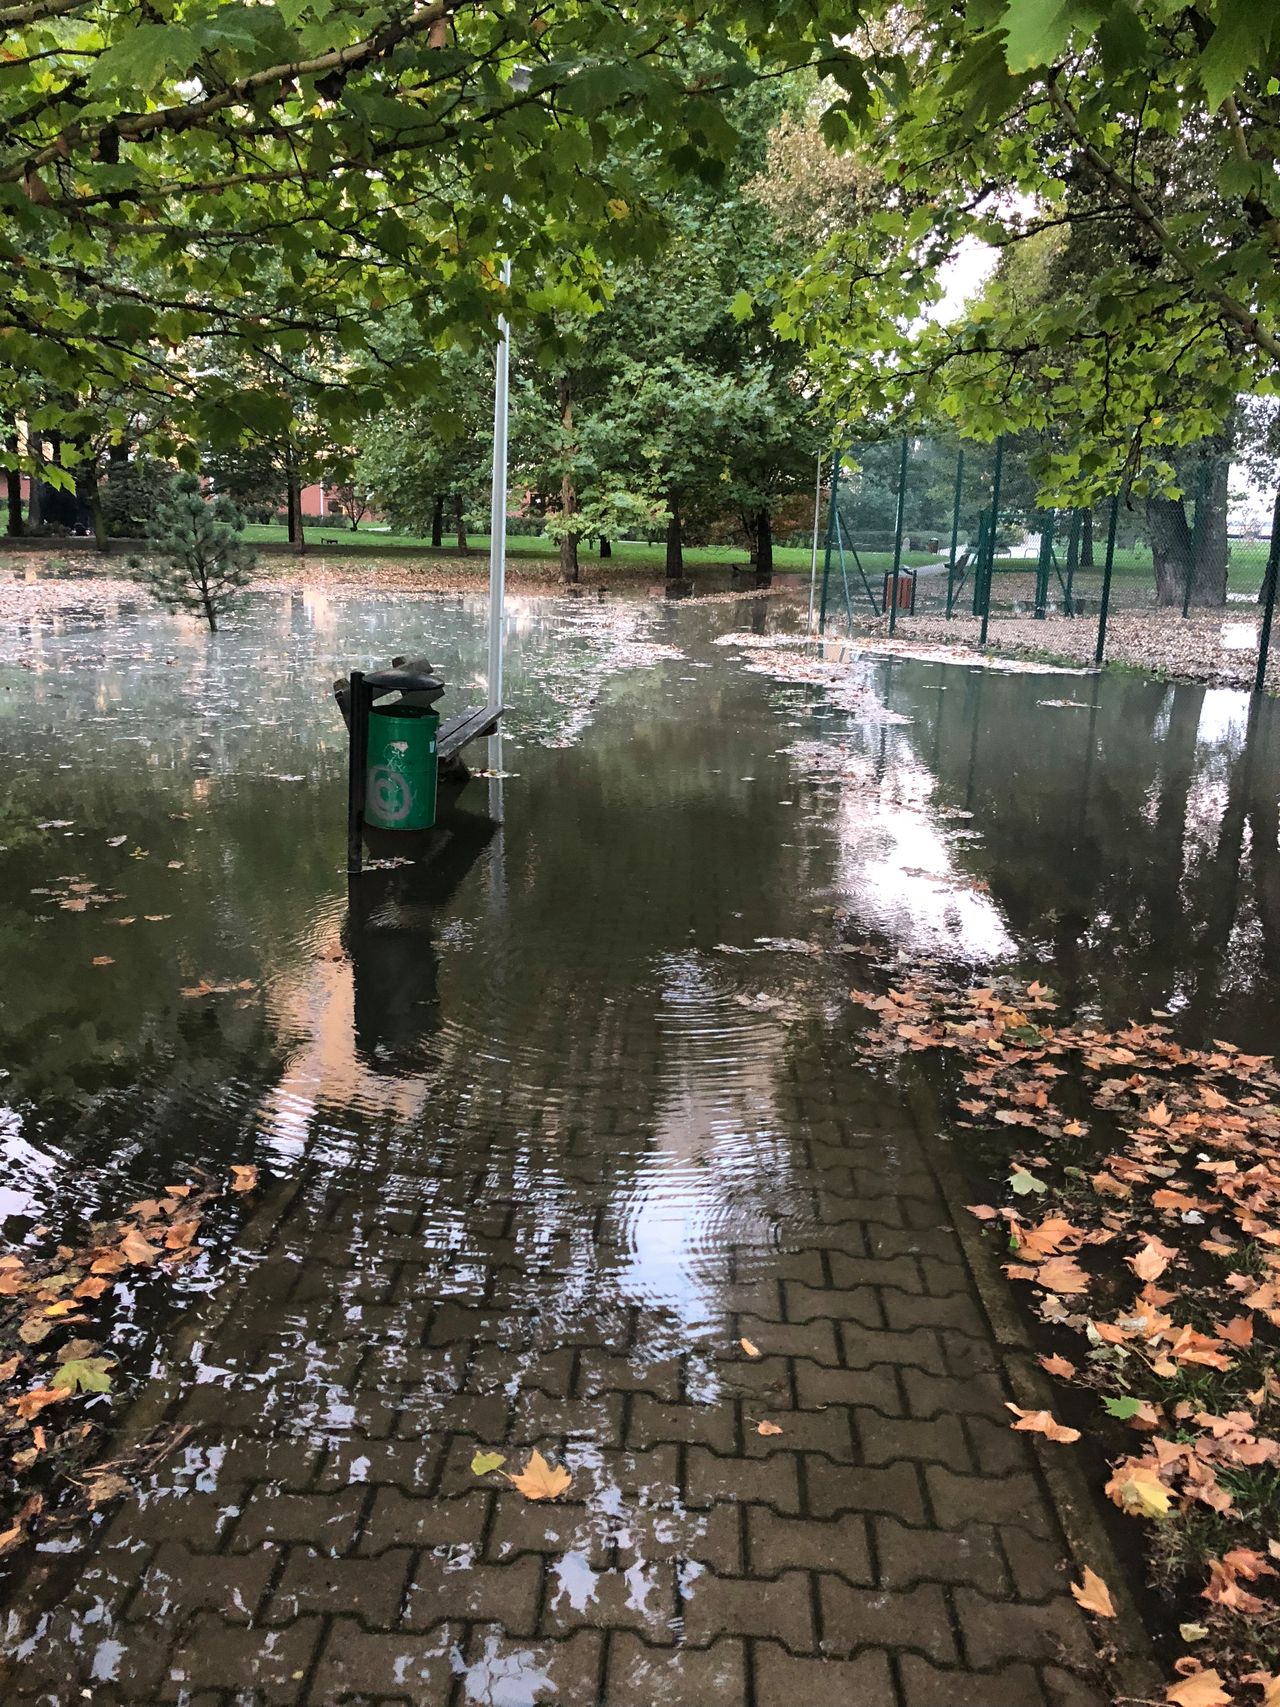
<box><xmin>365</xmin><ymin>703</ymin><xmax>439</xmax><ymax>830</ymax></box>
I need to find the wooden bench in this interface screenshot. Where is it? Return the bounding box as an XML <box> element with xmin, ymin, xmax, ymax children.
<box><xmin>438</xmin><ymin>703</ymin><xmax>504</xmax><ymax>770</ymax></box>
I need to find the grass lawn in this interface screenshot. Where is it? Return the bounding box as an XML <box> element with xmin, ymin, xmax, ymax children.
<box><xmin>243</xmin><ymin>521</ymin><xmax>954</xmax><ymax>576</ymax></box>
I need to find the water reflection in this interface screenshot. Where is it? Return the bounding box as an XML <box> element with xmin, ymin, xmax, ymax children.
<box><xmin>4</xmin><ymin>582</ymin><xmax>1280</xmax><ymax>1696</ymax></box>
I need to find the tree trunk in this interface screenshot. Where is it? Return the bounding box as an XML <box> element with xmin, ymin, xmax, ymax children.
<box><xmin>454</xmin><ymin>493</ymin><xmax>468</xmax><ymax>553</ymax></box>
<box><xmin>431</xmin><ymin>495</ymin><xmax>444</xmax><ymax>548</ymax></box>
<box><xmin>665</xmin><ymin>493</ymin><xmax>683</xmax><ymax>580</ymax></box>
<box><xmin>1148</xmin><ymin>465</ymin><xmax>1228</xmax><ymax>608</ymax></box>
<box><xmin>1080</xmin><ymin>508</ymin><xmax>1094</xmax><ymax>569</ymax></box>
<box><xmin>74</xmin><ymin>450</ymin><xmax>107</xmax><ymax>552</ymax></box>
<box><xmin>558</xmin><ymin>375</ymin><xmax>579</xmax><ymax>584</ymax></box>
<box><xmin>285</xmin><ymin>454</ymin><xmax>300</xmax><ymax>546</ymax></box>
<box><xmin>88</xmin><ymin>474</ymin><xmax>107</xmax><ymax>553</ymax></box>
<box><xmin>754</xmin><ymin>506</ymin><xmax>774</xmax><ymax>587</ymax></box>
<box><xmin>599</xmin><ymin>535</ymin><xmax>612</xmax><ymax>558</ymax></box>
<box><xmin>203</xmin><ymin>595</ymin><xmax>218</xmax><ymax>634</ymax></box>
<box><xmin>5</xmin><ymin>431</ymin><xmax>22</xmax><ymax>536</ymax></box>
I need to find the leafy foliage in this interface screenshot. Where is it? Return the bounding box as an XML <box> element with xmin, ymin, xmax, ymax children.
<box><xmin>97</xmin><ymin>458</ymin><xmax>177</xmax><ymax>539</ymax></box>
<box><xmin>0</xmin><ymin>0</ymin><xmax>861</xmax><ymax>462</ymax></box>
<box><xmin>777</xmin><ymin>1</ymin><xmax>1280</xmax><ymax>502</ymax></box>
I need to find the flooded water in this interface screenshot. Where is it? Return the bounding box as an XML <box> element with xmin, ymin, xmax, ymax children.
<box><xmin>1</xmin><ymin>581</ymin><xmax>1279</xmax><ymax>1701</ymax></box>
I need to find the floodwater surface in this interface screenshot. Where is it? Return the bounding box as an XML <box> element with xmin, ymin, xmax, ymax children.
<box><xmin>0</xmin><ymin>581</ymin><xmax>1278</xmax><ymax>1700</ymax></box>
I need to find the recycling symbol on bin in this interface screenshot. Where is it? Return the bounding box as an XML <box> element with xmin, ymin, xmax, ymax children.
<box><xmin>367</xmin><ymin>764</ymin><xmax>414</xmax><ymax>825</ymax></box>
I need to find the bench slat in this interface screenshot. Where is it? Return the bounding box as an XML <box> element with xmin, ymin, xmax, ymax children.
<box><xmin>438</xmin><ymin>703</ymin><xmax>503</xmax><ymax>762</ymax></box>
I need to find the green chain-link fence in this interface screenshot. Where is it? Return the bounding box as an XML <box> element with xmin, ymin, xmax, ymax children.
<box><xmin>818</xmin><ymin>435</ymin><xmax>1280</xmax><ymax>690</ymax></box>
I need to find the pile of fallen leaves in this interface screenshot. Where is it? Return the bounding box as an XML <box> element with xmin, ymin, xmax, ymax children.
<box><xmin>850</xmin><ymin>970</ymin><xmax>1280</xmax><ymax>1706</ymax></box>
<box><xmin>0</xmin><ymin>1163</ymin><xmax>258</xmax><ymax>1556</ymax></box>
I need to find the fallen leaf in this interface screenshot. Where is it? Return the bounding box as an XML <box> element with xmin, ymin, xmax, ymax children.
<box><xmin>0</xmin><ymin>1521</ymin><xmax>24</xmax><ymax>1555</ymax></box>
<box><xmin>50</xmin><ymin>1356</ymin><xmax>113</xmax><ymax>1395</ymax></box>
<box><xmin>164</xmin><ymin>1219</ymin><xmax>199</xmax><ymax>1250</ymax></box>
<box><xmin>11</xmin><ymin>1386</ymin><xmax>66</xmax><ymax>1420</ymax></box>
<box><xmin>1039</xmin><ymin>1353</ymin><xmax>1077</xmax><ymax>1379</ymax></box>
<box><xmin>73</xmin><ymin>1277</ymin><xmax>111</xmax><ymax>1301</ymax></box>
<box><xmin>1037</xmin><ymin>1256</ymin><xmax>1090</xmax><ymax>1295</ymax></box>
<box><xmin>1005</xmin><ymin>1403</ymin><xmax>1081</xmax><ymax>1443</ymax></box>
<box><xmin>470</xmin><ymin>1450</ymin><xmax>506</xmax><ymax>1477</ymax></box>
<box><xmin>84</xmin><ymin>1472</ymin><xmax>129</xmax><ymax>1507</ymax></box>
<box><xmin>0</xmin><ymin>1355</ymin><xmax>19</xmax><ymax>1381</ymax></box>
<box><xmin>966</xmin><ymin>1204</ymin><xmax>998</xmax><ymax>1220</ymax></box>
<box><xmin>1131</xmin><ymin>1236</ymin><xmax>1178</xmax><ymax>1283</ymax></box>
<box><xmin>504</xmin><ymin>1449</ymin><xmax>571</xmax><ymax>1501</ymax></box>
<box><xmin>1071</xmin><ymin>1567</ymin><xmax>1116</xmax><ymax>1618</ymax></box>
<box><xmin>90</xmin><ymin>956</ymin><xmax>115</xmax><ymax>967</ymax></box>
<box><xmin>1009</xmin><ymin>1169</ymin><xmax>1048</xmax><ymax>1197</ymax></box>
<box><xmin>230</xmin><ymin>1164</ymin><xmax>258</xmax><ymax>1193</ymax></box>
<box><xmin>1217</xmin><ymin>1316</ymin><xmax>1254</xmax><ymax>1349</ymax></box>
<box><xmin>740</xmin><ymin>1338</ymin><xmax>761</xmax><ymax>1358</ymax></box>
<box><xmin>1106</xmin><ymin>1459</ymin><xmax>1172</xmax><ymax>1518</ymax></box>
<box><xmin>1093</xmin><ymin>1171</ymin><xmax>1132</xmax><ymax>1199</ymax></box>
<box><xmin>1166</xmin><ymin>1668</ymin><xmax>1231</xmax><ymax>1706</ymax></box>
<box><xmin>118</xmin><ymin>1229</ymin><xmax>161</xmax><ymax>1265</ymax></box>
<box><xmin>1179</xmin><ymin>1623</ymin><xmax>1209</xmax><ymax>1642</ymax></box>
<box><xmin>757</xmin><ymin>1420</ymin><xmax>783</xmax><ymax>1436</ymax></box>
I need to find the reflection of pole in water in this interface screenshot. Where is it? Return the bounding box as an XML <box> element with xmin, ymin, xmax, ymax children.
<box><xmin>1077</xmin><ymin>672</ymin><xmax>1103</xmax><ymax>842</ymax></box>
<box><xmin>486</xmin><ymin>729</ymin><xmax>507</xmax><ymax>916</ymax></box>
<box><xmin>963</xmin><ymin>669</ymin><xmax>985</xmax><ymax>810</ymax></box>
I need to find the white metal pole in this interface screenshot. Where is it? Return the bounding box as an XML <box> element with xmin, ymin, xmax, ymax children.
<box><xmin>806</xmin><ymin>449</ymin><xmax>823</xmax><ymax>634</ymax></box>
<box><xmin>486</xmin><ymin>258</ymin><xmax>512</xmax><ymax>710</ymax></box>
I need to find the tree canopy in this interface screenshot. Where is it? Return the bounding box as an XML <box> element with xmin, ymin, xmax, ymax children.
<box><xmin>777</xmin><ymin>0</ymin><xmax>1280</xmax><ymax>502</ymax></box>
<box><xmin>1</xmin><ymin>0</ymin><xmax>860</xmax><ymax>474</ymax></box>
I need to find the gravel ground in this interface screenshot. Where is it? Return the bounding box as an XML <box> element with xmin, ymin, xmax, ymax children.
<box><xmin>850</xmin><ymin>608</ymin><xmax>1274</xmax><ymax>690</ymax></box>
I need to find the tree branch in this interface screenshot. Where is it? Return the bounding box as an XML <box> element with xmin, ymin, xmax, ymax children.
<box><xmin>1</xmin><ymin>0</ymin><xmax>473</xmax><ymax>184</ymax></box>
<box><xmin>1044</xmin><ymin>74</ymin><xmax>1280</xmax><ymax>366</ymax></box>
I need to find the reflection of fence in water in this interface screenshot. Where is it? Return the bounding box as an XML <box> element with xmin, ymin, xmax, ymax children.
<box><xmin>818</xmin><ymin>437</ymin><xmax>1280</xmax><ymax>692</ymax></box>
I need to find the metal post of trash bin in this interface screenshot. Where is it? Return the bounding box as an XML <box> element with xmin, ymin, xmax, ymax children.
<box><xmin>347</xmin><ymin>669</ymin><xmax>369</xmax><ymax>876</ymax></box>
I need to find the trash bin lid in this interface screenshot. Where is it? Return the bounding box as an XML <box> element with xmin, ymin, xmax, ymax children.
<box><xmin>365</xmin><ymin>669</ymin><xmax>445</xmax><ymax>697</ymax></box>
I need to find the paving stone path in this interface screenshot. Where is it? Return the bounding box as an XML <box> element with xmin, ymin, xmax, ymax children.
<box><xmin>1</xmin><ymin>1026</ymin><xmax>1109</xmax><ymax>1707</ymax></box>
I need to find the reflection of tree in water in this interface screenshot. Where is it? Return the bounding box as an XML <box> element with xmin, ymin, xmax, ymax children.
<box><xmin>901</xmin><ymin>668</ymin><xmax>1280</xmax><ymax>1048</ymax></box>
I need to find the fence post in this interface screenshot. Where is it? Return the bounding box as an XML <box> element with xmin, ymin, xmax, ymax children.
<box><xmin>889</xmin><ymin>434</ymin><xmax>909</xmax><ymax>635</ymax></box>
<box><xmin>1183</xmin><ymin>457</ymin><xmax>1211</xmax><ymax>619</ymax></box>
<box><xmin>972</xmin><ymin>509</ymin><xmax>986</xmax><ymax>616</ymax></box>
<box><xmin>818</xmin><ymin>447</ymin><xmax>841</xmax><ymax>634</ymax></box>
<box><xmin>1034</xmin><ymin>510</ymin><xmax>1055</xmax><ymax>619</ymax></box>
<box><xmin>946</xmin><ymin>448</ymin><xmax>964</xmax><ymax>619</ymax></box>
<box><xmin>1095</xmin><ymin>491</ymin><xmax>1120</xmax><ymax>668</ymax></box>
<box><xmin>1255</xmin><ymin>489</ymin><xmax>1280</xmax><ymax>694</ymax></box>
<box><xmin>979</xmin><ymin>435</ymin><xmax>1005</xmax><ymax>648</ymax></box>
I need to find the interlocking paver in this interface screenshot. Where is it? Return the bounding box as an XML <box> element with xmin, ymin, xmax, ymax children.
<box><xmin>747</xmin><ymin>1507</ymin><xmax>873</xmax><ymax>1581</ymax></box>
<box><xmin>683</xmin><ymin>1569</ymin><xmax>815</xmax><ymax>1652</ymax></box>
<box><xmin>159</xmin><ymin>1613</ymin><xmax>324</xmax><ymax>1702</ymax></box>
<box><xmin>305</xmin><ymin>1619</ymin><xmax>461</xmax><ymax>1704</ymax></box>
<box><xmin>0</xmin><ymin>1016</ymin><xmax>1112</xmax><ymax>1707</ymax></box>
<box><xmin>818</xmin><ymin>1578</ymin><xmax>957</xmax><ymax>1665</ymax></box>
<box><xmin>358</xmin><ymin>1486</ymin><xmax>489</xmax><ymax>1554</ymax></box>
<box><xmin>874</xmin><ymin>1517</ymin><xmax>1008</xmax><ymax>1595</ymax></box>
<box><xmin>129</xmin><ymin>1540</ymin><xmax>278</xmax><ymax>1625</ymax></box>
<box><xmin>402</xmin><ymin>1551</ymin><xmax>544</xmax><ymax>1635</ymax></box>
<box><xmin>806</xmin><ymin>1457</ymin><xmax>927</xmax><ymax>1523</ymax></box>
<box><xmin>752</xmin><ymin>1642</ymin><xmax>898</xmax><ymax>1706</ymax></box>
<box><xmin>265</xmin><ymin>1545</ymin><xmax>412</xmax><ymax>1625</ymax></box>
<box><xmin>605</xmin><ymin>1634</ymin><xmax>746</xmax><ymax>1705</ymax></box>
<box><xmin>898</xmin><ymin>1656</ymin><xmax>1047</xmax><ymax>1707</ymax></box>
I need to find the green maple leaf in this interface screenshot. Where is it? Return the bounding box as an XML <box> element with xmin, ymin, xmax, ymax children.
<box><xmin>51</xmin><ymin>1357</ymin><xmax>115</xmax><ymax>1394</ymax></box>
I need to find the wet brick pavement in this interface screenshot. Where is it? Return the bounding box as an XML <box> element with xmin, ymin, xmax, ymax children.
<box><xmin>1</xmin><ymin>1044</ymin><xmax>1107</xmax><ymax>1705</ymax></box>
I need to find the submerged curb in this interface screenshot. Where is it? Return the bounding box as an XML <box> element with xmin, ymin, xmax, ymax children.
<box><xmin>906</xmin><ymin>1072</ymin><xmax>1165</xmax><ymax>1701</ymax></box>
